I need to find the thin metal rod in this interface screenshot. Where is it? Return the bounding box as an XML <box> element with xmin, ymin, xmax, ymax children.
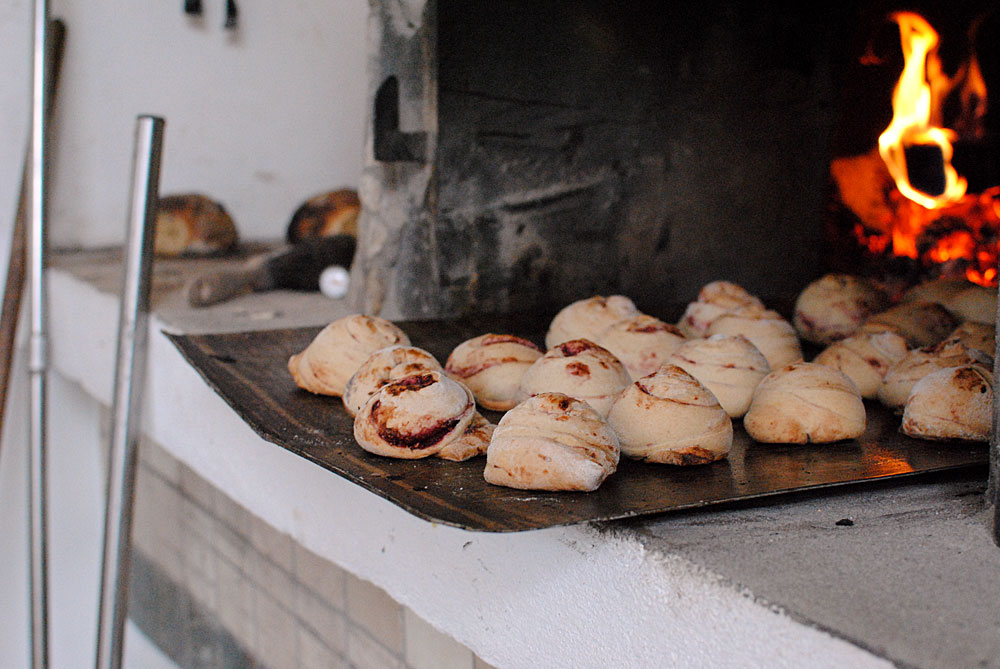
<box><xmin>95</xmin><ymin>115</ymin><xmax>164</xmax><ymax>669</ymax></box>
<box><xmin>27</xmin><ymin>1</ymin><xmax>50</xmax><ymax>666</ymax></box>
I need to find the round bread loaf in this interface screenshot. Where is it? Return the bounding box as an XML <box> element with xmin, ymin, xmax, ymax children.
<box><xmin>860</xmin><ymin>301</ymin><xmax>958</xmax><ymax>348</ymax></box>
<box><xmin>812</xmin><ymin>331</ymin><xmax>908</xmax><ymax>399</ymax></box>
<box><xmin>343</xmin><ymin>345</ymin><xmax>442</xmax><ymax>416</ymax></box>
<box><xmin>288</xmin><ymin>315</ymin><xmax>410</xmax><ymax>397</ymax></box>
<box><xmin>877</xmin><ymin>340</ymin><xmax>992</xmax><ymax>411</ymax></box>
<box><xmin>744</xmin><ymin>362</ymin><xmax>866</xmax><ymax>444</ymax></box>
<box><xmin>706</xmin><ymin>307</ymin><xmax>803</xmax><ymax>370</ymax></box>
<box><xmin>593</xmin><ymin>314</ymin><xmax>686</xmax><ymax>380</ymax></box>
<box><xmin>545</xmin><ymin>295</ymin><xmax>640</xmax><ymax>349</ymax></box>
<box><xmin>517</xmin><ymin>339</ymin><xmax>631</xmax><ymax>417</ymax></box>
<box><xmin>901</xmin><ymin>277</ymin><xmax>970</xmax><ymax>305</ymax></box>
<box><xmin>677</xmin><ymin>280</ymin><xmax>764</xmax><ymax>338</ymax></box>
<box><xmin>607</xmin><ymin>365</ymin><xmax>732</xmax><ymax>464</ymax></box>
<box><xmin>445</xmin><ymin>334</ymin><xmax>543</xmax><ymax>411</ymax></box>
<box><xmin>353</xmin><ymin>370</ymin><xmax>476</xmax><ymax>459</ymax></box>
<box><xmin>943</xmin><ymin>285</ymin><xmax>997</xmax><ymax>324</ymax></box>
<box><xmin>154</xmin><ymin>193</ymin><xmax>238</xmax><ymax>257</ymax></box>
<box><xmin>901</xmin><ymin>366</ymin><xmax>993</xmax><ymax>442</ymax></box>
<box><xmin>286</xmin><ymin>189</ymin><xmax>361</xmax><ymax>243</ymax></box>
<box><xmin>484</xmin><ymin>392</ymin><xmax>619</xmax><ymax>492</ymax></box>
<box><xmin>793</xmin><ymin>274</ymin><xmax>889</xmax><ymax>345</ymax></box>
<box><xmin>667</xmin><ymin>334</ymin><xmax>770</xmax><ymax>418</ymax></box>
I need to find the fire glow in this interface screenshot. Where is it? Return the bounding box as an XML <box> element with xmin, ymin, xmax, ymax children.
<box><xmin>835</xmin><ymin>11</ymin><xmax>998</xmax><ymax>286</ymax></box>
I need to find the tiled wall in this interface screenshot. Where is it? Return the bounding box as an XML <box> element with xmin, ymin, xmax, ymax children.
<box><xmin>131</xmin><ymin>438</ymin><xmax>495</xmax><ymax>669</ymax></box>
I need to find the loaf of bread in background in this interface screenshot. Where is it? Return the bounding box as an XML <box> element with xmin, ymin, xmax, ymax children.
<box><xmin>286</xmin><ymin>189</ymin><xmax>361</xmax><ymax>243</ymax></box>
<box><xmin>154</xmin><ymin>194</ymin><xmax>238</xmax><ymax>257</ymax></box>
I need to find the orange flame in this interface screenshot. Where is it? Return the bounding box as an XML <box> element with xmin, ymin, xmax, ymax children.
<box><xmin>877</xmin><ymin>12</ymin><xmax>967</xmax><ymax>209</ymax></box>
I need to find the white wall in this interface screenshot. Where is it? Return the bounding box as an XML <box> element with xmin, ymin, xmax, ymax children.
<box><xmin>0</xmin><ymin>1</ymin><xmax>369</xmax><ymax>665</ymax></box>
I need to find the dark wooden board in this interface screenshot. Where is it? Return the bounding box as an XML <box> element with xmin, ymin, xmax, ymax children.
<box><xmin>167</xmin><ymin>316</ymin><xmax>988</xmax><ymax>532</ymax></box>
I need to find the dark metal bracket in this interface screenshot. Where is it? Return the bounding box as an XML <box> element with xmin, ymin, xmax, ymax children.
<box><xmin>374</xmin><ymin>76</ymin><xmax>427</xmax><ymax>163</ymax></box>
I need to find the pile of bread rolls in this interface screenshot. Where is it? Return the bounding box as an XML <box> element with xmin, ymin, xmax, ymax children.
<box><xmin>287</xmin><ymin>274</ymin><xmax>995</xmax><ymax>493</ymax></box>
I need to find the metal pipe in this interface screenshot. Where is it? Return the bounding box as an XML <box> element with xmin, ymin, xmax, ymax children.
<box><xmin>94</xmin><ymin>115</ymin><xmax>164</xmax><ymax>669</ymax></box>
<box><xmin>27</xmin><ymin>1</ymin><xmax>50</xmax><ymax>666</ymax></box>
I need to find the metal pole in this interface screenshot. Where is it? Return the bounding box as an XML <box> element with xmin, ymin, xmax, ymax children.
<box><xmin>27</xmin><ymin>0</ymin><xmax>50</xmax><ymax>666</ymax></box>
<box><xmin>94</xmin><ymin>115</ymin><xmax>164</xmax><ymax>669</ymax></box>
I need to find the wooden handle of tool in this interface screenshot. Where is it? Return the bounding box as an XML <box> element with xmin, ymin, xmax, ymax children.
<box><xmin>186</xmin><ymin>266</ymin><xmax>267</xmax><ymax>307</ymax></box>
<box><xmin>0</xmin><ymin>19</ymin><xmax>66</xmax><ymax>437</ymax></box>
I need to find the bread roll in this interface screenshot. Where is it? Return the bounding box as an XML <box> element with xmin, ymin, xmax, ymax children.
<box><xmin>517</xmin><ymin>339</ymin><xmax>631</xmax><ymax>417</ymax></box>
<box><xmin>706</xmin><ymin>307</ymin><xmax>803</xmax><ymax>369</ymax></box>
<box><xmin>877</xmin><ymin>340</ymin><xmax>992</xmax><ymax>411</ymax></box>
<box><xmin>793</xmin><ymin>274</ymin><xmax>889</xmax><ymax>345</ymax></box>
<box><xmin>288</xmin><ymin>315</ymin><xmax>410</xmax><ymax>396</ymax></box>
<box><xmin>677</xmin><ymin>280</ymin><xmax>764</xmax><ymax>337</ymax></box>
<box><xmin>607</xmin><ymin>365</ymin><xmax>732</xmax><ymax>464</ymax></box>
<box><xmin>667</xmin><ymin>334</ymin><xmax>770</xmax><ymax>418</ymax></box>
<box><xmin>944</xmin><ymin>321</ymin><xmax>995</xmax><ymax>357</ymax></box>
<box><xmin>860</xmin><ymin>301</ymin><xmax>958</xmax><ymax>348</ymax></box>
<box><xmin>744</xmin><ymin>362</ymin><xmax>865</xmax><ymax>444</ymax></box>
<box><xmin>593</xmin><ymin>314</ymin><xmax>686</xmax><ymax>380</ymax></box>
<box><xmin>343</xmin><ymin>345</ymin><xmax>442</xmax><ymax>416</ymax></box>
<box><xmin>353</xmin><ymin>370</ymin><xmax>476</xmax><ymax>459</ymax></box>
<box><xmin>901</xmin><ymin>277</ymin><xmax>969</xmax><ymax>304</ymax></box>
<box><xmin>484</xmin><ymin>393</ymin><xmax>619</xmax><ymax>491</ymax></box>
<box><xmin>812</xmin><ymin>331</ymin><xmax>908</xmax><ymax>399</ymax></box>
<box><xmin>901</xmin><ymin>366</ymin><xmax>993</xmax><ymax>442</ymax></box>
<box><xmin>545</xmin><ymin>295</ymin><xmax>640</xmax><ymax>349</ymax></box>
<box><xmin>286</xmin><ymin>189</ymin><xmax>361</xmax><ymax>243</ymax></box>
<box><xmin>943</xmin><ymin>285</ymin><xmax>997</xmax><ymax>324</ymax></box>
<box><xmin>437</xmin><ymin>412</ymin><xmax>495</xmax><ymax>461</ymax></box>
<box><xmin>445</xmin><ymin>334</ymin><xmax>543</xmax><ymax>411</ymax></box>
<box><xmin>154</xmin><ymin>194</ymin><xmax>238</xmax><ymax>257</ymax></box>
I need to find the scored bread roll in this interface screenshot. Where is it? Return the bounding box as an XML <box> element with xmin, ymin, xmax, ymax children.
<box><xmin>812</xmin><ymin>331</ymin><xmax>908</xmax><ymax>399</ymax></box>
<box><xmin>677</xmin><ymin>280</ymin><xmax>764</xmax><ymax>338</ymax></box>
<box><xmin>288</xmin><ymin>315</ymin><xmax>410</xmax><ymax>397</ymax></box>
<box><xmin>667</xmin><ymin>334</ymin><xmax>770</xmax><ymax>418</ymax></box>
<box><xmin>793</xmin><ymin>274</ymin><xmax>889</xmax><ymax>345</ymax></box>
<box><xmin>607</xmin><ymin>365</ymin><xmax>732</xmax><ymax>465</ymax></box>
<box><xmin>286</xmin><ymin>189</ymin><xmax>361</xmax><ymax>243</ymax></box>
<box><xmin>437</xmin><ymin>412</ymin><xmax>495</xmax><ymax>461</ymax></box>
<box><xmin>593</xmin><ymin>314</ymin><xmax>686</xmax><ymax>380</ymax></box>
<box><xmin>744</xmin><ymin>362</ymin><xmax>866</xmax><ymax>444</ymax></box>
<box><xmin>154</xmin><ymin>193</ymin><xmax>238</xmax><ymax>257</ymax></box>
<box><xmin>517</xmin><ymin>339</ymin><xmax>631</xmax><ymax>417</ymax></box>
<box><xmin>944</xmin><ymin>321</ymin><xmax>995</xmax><ymax>356</ymax></box>
<box><xmin>353</xmin><ymin>370</ymin><xmax>476</xmax><ymax>459</ymax></box>
<box><xmin>343</xmin><ymin>345</ymin><xmax>442</xmax><ymax>416</ymax></box>
<box><xmin>706</xmin><ymin>307</ymin><xmax>803</xmax><ymax>369</ymax></box>
<box><xmin>544</xmin><ymin>295</ymin><xmax>640</xmax><ymax>349</ymax></box>
<box><xmin>943</xmin><ymin>285</ymin><xmax>997</xmax><ymax>324</ymax></box>
<box><xmin>860</xmin><ymin>301</ymin><xmax>959</xmax><ymax>348</ymax></box>
<box><xmin>484</xmin><ymin>392</ymin><xmax>619</xmax><ymax>492</ymax></box>
<box><xmin>901</xmin><ymin>366</ymin><xmax>993</xmax><ymax>442</ymax></box>
<box><xmin>877</xmin><ymin>340</ymin><xmax>992</xmax><ymax>411</ymax></box>
<box><xmin>445</xmin><ymin>334</ymin><xmax>543</xmax><ymax>411</ymax></box>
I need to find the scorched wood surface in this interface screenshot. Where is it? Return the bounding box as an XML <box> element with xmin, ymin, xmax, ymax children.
<box><xmin>167</xmin><ymin>317</ymin><xmax>987</xmax><ymax>532</ymax></box>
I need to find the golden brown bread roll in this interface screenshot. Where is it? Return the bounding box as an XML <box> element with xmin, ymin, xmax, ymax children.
<box><xmin>445</xmin><ymin>334</ymin><xmax>543</xmax><ymax>411</ymax></box>
<box><xmin>437</xmin><ymin>412</ymin><xmax>495</xmax><ymax>461</ymax></box>
<box><xmin>484</xmin><ymin>393</ymin><xmax>619</xmax><ymax>492</ymax></box>
<box><xmin>677</xmin><ymin>280</ymin><xmax>764</xmax><ymax>338</ymax></box>
<box><xmin>667</xmin><ymin>334</ymin><xmax>770</xmax><ymax>418</ymax></box>
<box><xmin>288</xmin><ymin>315</ymin><xmax>410</xmax><ymax>397</ymax></box>
<box><xmin>744</xmin><ymin>362</ymin><xmax>866</xmax><ymax>444</ymax></box>
<box><xmin>793</xmin><ymin>274</ymin><xmax>889</xmax><ymax>345</ymax></box>
<box><xmin>154</xmin><ymin>194</ymin><xmax>238</xmax><ymax>257</ymax></box>
<box><xmin>517</xmin><ymin>339</ymin><xmax>631</xmax><ymax>417</ymax></box>
<box><xmin>877</xmin><ymin>340</ymin><xmax>992</xmax><ymax>411</ymax></box>
<box><xmin>593</xmin><ymin>314</ymin><xmax>686</xmax><ymax>380</ymax></box>
<box><xmin>343</xmin><ymin>345</ymin><xmax>442</xmax><ymax>416</ymax></box>
<box><xmin>901</xmin><ymin>366</ymin><xmax>993</xmax><ymax>442</ymax></box>
<box><xmin>860</xmin><ymin>301</ymin><xmax>959</xmax><ymax>348</ymax></box>
<box><xmin>606</xmin><ymin>365</ymin><xmax>732</xmax><ymax>465</ymax></box>
<box><xmin>812</xmin><ymin>331</ymin><xmax>908</xmax><ymax>399</ymax></box>
<box><xmin>353</xmin><ymin>370</ymin><xmax>476</xmax><ymax>459</ymax></box>
<box><xmin>545</xmin><ymin>295</ymin><xmax>640</xmax><ymax>349</ymax></box>
<box><xmin>706</xmin><ymin>307</ymin><xmax>803</xmax><ymax>370</ymax></box>
<box><xmin>286</xmin><ymin>189</ymin><xmax>361</xmax><ymax>243</ymax></box>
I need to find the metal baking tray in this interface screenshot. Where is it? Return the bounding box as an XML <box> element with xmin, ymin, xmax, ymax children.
<box><xmin>167</xmin><ymin>315</ymin><xmax>988</xmax><ymax>532</ymax></box>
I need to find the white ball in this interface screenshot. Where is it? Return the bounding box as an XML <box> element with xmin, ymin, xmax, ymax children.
<box><xmin>319</xmin><ymin>265</ymin><xmax>350</xmax><ymax>299</ymax></box>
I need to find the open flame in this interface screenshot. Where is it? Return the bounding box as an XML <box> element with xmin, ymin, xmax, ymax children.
<box><xmin>834</xmin><ymin>11</ymin><xmax>997</xmax><ymax>286</ymax></box>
